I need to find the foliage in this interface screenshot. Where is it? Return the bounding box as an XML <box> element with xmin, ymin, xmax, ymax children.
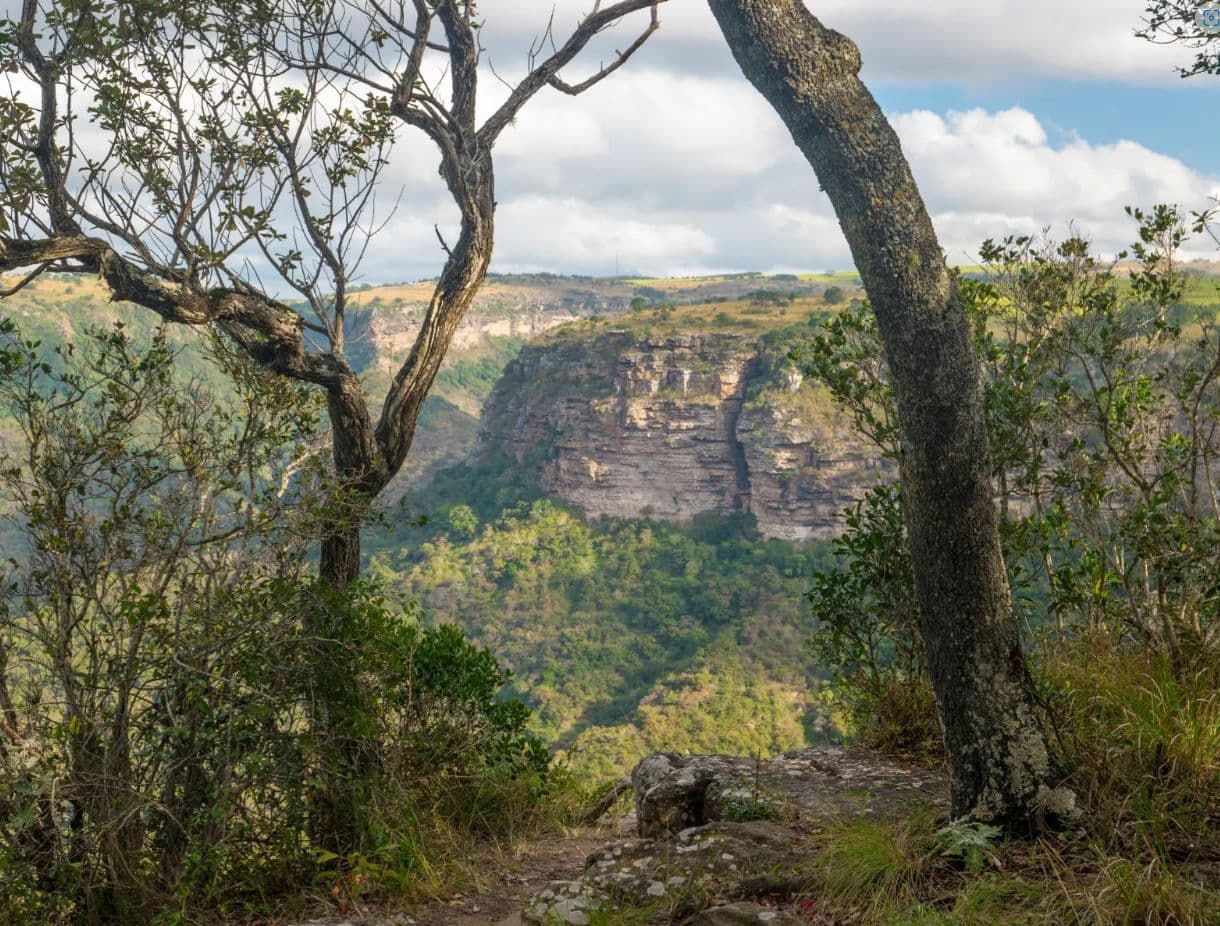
<box><xmin>806</xmin><ymin>487</ymin><xmax>915</xmax><ymax>690</ymax></box>
<box><xmin>0</xmin><ymin>323</ymin><xmax>549</xmax><ymax>924</ymax></box>
<box><xmin>932</xmin><ymin>821</ymin><xmax>1002</xmax><ymax>874</ymax></box>
<box><xmin>1041</xmin><ymin>635</ymin><xmax>1220</xmax><ymax>859</ymax></box>
<box><xmin>368</xmin><ymin>485</ymin><xmax>843</xmax><ymax>779</ymax></box>
<box><xmin>974</xmin><ymin>206</ymin><xmax>1219</xmax><ymax>666</ymax></box>
<box><xmin>717</xmin><ymin>771</ymin><xmax>788</xmax><ymax>823</ymax></box>
<box><xmin>749</xmin><ymin>288</ymin><xmax>796</xmax><ymax>306</ymax></box>
<box><xmin>789</xmin><ymin>206</ymin><xmax>1220</xmax><ymax>914</ymax></box>
<box><xmin>1137</xmin><ymin>1</ymin><xmax>1220</xmax><ymax>79</ymax></box>
<box><xmin>797</xmin><ymin>207</ymin><xmax>1220</xmax><ymax>760</ymax></box>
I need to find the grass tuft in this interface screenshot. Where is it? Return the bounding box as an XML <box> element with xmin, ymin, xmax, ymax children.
<box><xmin>815</xmin><ymin>809</ymin><xmax>939</xmax><ymax>912</ymax></box>
<box><xmin>1043</xmin><ymin>635</ymin><xmax>1220</xmax><ymax>859</ymax></box>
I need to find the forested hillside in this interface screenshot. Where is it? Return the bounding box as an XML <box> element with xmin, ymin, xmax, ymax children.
<box><xmin>0</xmin><ymin>273</ymin><xmax>866</xmax><ymax>785</ymax></box>
<box><xmin>369</xmin><ymin>488</ymin><xmax>843</xmax><ymax>779</ymax></box>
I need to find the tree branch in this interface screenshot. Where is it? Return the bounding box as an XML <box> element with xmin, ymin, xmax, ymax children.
<box><xmin>549</xmin><ymin>4</ymin><xmax>660</xmax><ymax>96</ymax></box>
<box><xmin>1</xmin><ymin>234</ymin><xmax>352</xmax><ymax>390</ymax></box>
<box><xmin>479</xmin><ymin>0</ymin><xmax>664</xmax><ymax>146</ymax></box>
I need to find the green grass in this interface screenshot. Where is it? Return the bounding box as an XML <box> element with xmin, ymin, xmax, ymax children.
<box><xmin>1042</xmin><ymin>635</ymin><xmax>1220</xmax><ymax>859</ymax></box>
<box><xmin>793</xmin><ymin>811</ymin><xmax>1217</xmax><ymax>925</ymax></box>
<box><xmin>815</xmin><ymin>810</ymin><xmax>940</xmax><ymax>914</ymax></box>
<box><xmin>790</xmin><ymin>633</ymin><xmax>1220</xmax><ymax>925</ymax></box>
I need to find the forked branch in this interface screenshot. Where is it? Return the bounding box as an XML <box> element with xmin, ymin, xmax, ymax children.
<box><xmin>550</xmin><ymin>3</ymin><xmax>660</xmax><ymax>96</ymax></box>
<box><xmin>479</xmin><ymin>0</ymin><xmax>665</xmax><ymax>146</ymax></box>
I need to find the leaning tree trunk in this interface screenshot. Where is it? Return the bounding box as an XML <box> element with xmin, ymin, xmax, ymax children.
<box><xmin>308</xmin><ymin>173</ymin><xmax>494</xmax><ymax>852</ymax></box>
<box><xmin>316</xmin><ymin>177</ymin><xmax>496</xmax><ymax>593</ymax></box>
<box><xmin>707</xmin><ymin>0</ymin><xmax>1074</xmax><ymax>827</ymax></box>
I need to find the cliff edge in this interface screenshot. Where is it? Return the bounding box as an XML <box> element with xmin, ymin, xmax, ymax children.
<box><xmin>477</xmin><ymin>329</ymin><xmax>888</xmax><ymax>541</ymax></box>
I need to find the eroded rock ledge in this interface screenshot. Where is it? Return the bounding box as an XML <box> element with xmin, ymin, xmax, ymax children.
<box><xmin>524</xmin><ymin>746</ymin><xmax>948</xmax><ymax>925</ymax></box>
<box><xmin>478</xmin><ymin>333</ymin><xmax>889</xmax><ymax>541</ymax></box>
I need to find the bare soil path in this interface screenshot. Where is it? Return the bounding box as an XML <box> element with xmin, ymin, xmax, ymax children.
<box><xmin>408</xmin><ymin>828</ymin><xmax>607</xmax><ymax>926</ymax></box>
<box><xmin>288</xmin><ymin>821</ymin><xmax>622</xmax><ymax>926</ymax></box>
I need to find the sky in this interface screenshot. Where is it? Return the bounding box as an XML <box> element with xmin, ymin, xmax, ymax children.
<box><xmin>350</xmin><ymin>0</ymin><xmax>1220</xmax><ymax>283</ymax></box>
<box><xmin>6</xmin><ymin>0</ymin><xmax>1217</xmax><ymax>284</ymax></box>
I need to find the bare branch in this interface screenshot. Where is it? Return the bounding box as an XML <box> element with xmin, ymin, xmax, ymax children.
<box><xmin>433</xmin><ymin>223</ymin><xmax>452</xmax><ymax>258</ymax></box>
<box><xmin>549</xmin><ymin>4</ymin><xmax>660</xmax><ymax>96</ymax></box>
<box><xmin>0</xmin><ymin>261</ymin><xmax>51</xmax><ymax>297</ymax></box>
<box><xmin>479</xmin><ymin>0</ymin><xmax>665</xmax><ymax>147</ymax></box>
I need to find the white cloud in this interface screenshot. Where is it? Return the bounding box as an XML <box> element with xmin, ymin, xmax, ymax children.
<box><xmin>808</xmin><ymin>0</ymin><xmax>1191</xmax><ymax>84</ymax></box>
<box><xmin>893</xmin><ymin>107</ymin><xmax>1220</xmax><ymax>261</ymax></box>
<box><xmin>8</xmin><ymin>0</ymin><xmax>1215</xmax><ymax>283</ymax></box>
<box><xmin>462</xmin><ymin>103</ymin><xmax>1220</xmax><ymax>278</ymax></box>
<box><xmin>362</xmin><ymin>2</ymin><xmax>1219</xmax><ymax>279</ymax></box>
<box><xmin>475</xmin><ymin>0</ymin><xmax>1201</xmax><ymax>86</ymax></box>
<box><xmin>494</xmin><ymin>195</ymin><xmax>717</xmax><ymax>273</ymax></box>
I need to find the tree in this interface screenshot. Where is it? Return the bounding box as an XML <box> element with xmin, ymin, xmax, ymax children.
<box><xmin>0</xmin><ymin>0</ymin><xmax>665</xmax><ymax>590</ymax></box>
<box><xmin>706</xmin><ymin>0</ymin><xmax>1074</xmax><ymax>827</ymax></box>
<box><xmin>0</xmin><ymin>321</ymin><xmax>551</xmax><ymax>919</ymax></box>
<box><xmin>1137</xmin><ymin>1</ymin><xmax>1220</xmax><ymax>77</ymax></box>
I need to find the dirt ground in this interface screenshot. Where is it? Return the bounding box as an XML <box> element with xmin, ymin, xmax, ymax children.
<box><xmin>408</xmin><ymin>828</ymin><xmax>609</xmax><ymax>926</ymax></box>
<box><xmin>287</xmin><ymin>821</ymin><xmax>622</xmax><ymax>926</ymax></box>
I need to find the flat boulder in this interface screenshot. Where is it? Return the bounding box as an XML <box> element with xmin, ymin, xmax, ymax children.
<box><xmin>633</xmin><ymin>745</ymin><xmax>947</xmax><ymax>838</ymax></box>
<box><xmin>523</xmin><ymin>746</ymin><xmax>948</xmax><ymax>924</ymax></box>
<box><xmin>523</xmin><ymin>820</ymin><xmax>812</xmax><ymax>924</ymax></box>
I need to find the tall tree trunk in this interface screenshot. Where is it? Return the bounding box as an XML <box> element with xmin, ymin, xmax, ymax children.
<box><xmin>320</xmin><ymin>529</ymin><xmax>363</xmax><ymax>591</ymax></box>
<box><xmin>707</xmin><ymin>0</ymin><xmax>1074</xmax><ymax>827</ymax></box>
<box><xmin>315</xmin><ymin>179</ymin><xmax>495</xmax><ymax>594</ymax></box>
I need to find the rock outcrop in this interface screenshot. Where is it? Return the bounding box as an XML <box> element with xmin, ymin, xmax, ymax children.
<box><xmin>524</xmin><ymin>746</ymin><xmax>948</xmax><ymax>924</ymax></box>
<box><xmin>478</xmin><ymin>332</ymin><xmax>888</xmax><ymax>540</ymax></box>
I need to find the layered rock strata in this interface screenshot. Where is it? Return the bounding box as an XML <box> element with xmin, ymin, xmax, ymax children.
<box><xmin>479</xmin><ymin>332</ymin><xmax>888</xmax><ymax>540</ymax></box>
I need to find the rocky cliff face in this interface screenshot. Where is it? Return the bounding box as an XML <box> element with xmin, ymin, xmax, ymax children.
<box><xmin>477</xmin><ymin>330</ymin><xmax>888</xmax><ymax>540</ymax></box>
<box><xmin>347</xmin><ymin>300</ymin><xmax>584</xmax><ymax>385</ymax></box>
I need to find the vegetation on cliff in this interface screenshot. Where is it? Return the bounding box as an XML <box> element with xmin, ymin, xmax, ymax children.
<box><xmin>369</xmin><ymin>470</ymin><xmax>844</xmax><ymax>779</ymax></box>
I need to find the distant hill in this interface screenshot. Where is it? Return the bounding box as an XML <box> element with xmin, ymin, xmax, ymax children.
<box><xmin>29</xmin><ymin>266</ymin><xmax>1220</xmax><ymax>781</ymax></box>
<box><xmin>0</xmin><ymin>270</ymin><xmax>857</xmax><ymax>491</ymax></box>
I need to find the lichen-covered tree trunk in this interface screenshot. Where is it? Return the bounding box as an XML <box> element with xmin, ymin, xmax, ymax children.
<box><xmin>707</xmin><ymin>0</ymin><xmax>1073</xmax><ymax>827</ymax></box>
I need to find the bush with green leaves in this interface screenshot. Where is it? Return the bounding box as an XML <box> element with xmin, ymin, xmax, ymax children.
<box><xmin>0</xmin><ymin>322</ymin><xmax>549</xmax><ymax>924</ymax></box>
<box><xmin>797</xmin><ymin>205</ymin><xmax>1220</xmax><ymax>758</ymax></box>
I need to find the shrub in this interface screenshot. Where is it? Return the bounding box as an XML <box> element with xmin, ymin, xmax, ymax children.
<box><xmin>0</xmin><ymin>323</ymin><xmax>549</xmax><ymax>924</ymax></box>
<box><xmin>801</xmin><ymin>208</ymin><xmax>1220</xmax><ymax>768</ymax></box>
<box><xmin>807</xmin><ymin>484</ymin><xmax>940</xmax><ymax>761</ymax></box>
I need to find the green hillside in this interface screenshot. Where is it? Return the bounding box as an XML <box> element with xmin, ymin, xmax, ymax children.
<box><xmin>368</xmin><ymin>476</ymin><xmax>844</xmax><ymax>779</ymax></box>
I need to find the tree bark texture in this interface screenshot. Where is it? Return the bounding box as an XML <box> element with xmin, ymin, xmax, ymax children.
<box><xmin>706</xmin><ymin>0</ymin><xmax>1073</xmax><ymax>826</ymax></box>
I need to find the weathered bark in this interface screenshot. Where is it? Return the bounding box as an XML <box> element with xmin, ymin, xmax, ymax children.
<box><xmin>706</xmin><ymin>0</ymin><xmax>1074</xmax><ymax>827</ymax></box>
<box><xmin>317</xmin><ymin>171</ymin><xmax>495</xmax><ymax>590</ymax></box>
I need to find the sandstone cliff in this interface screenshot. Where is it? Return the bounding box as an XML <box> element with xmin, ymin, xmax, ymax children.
<box><xmin>477</xmin><ymin>329</ymin><xmax>889</xmax><ymax>540</ymax></box>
